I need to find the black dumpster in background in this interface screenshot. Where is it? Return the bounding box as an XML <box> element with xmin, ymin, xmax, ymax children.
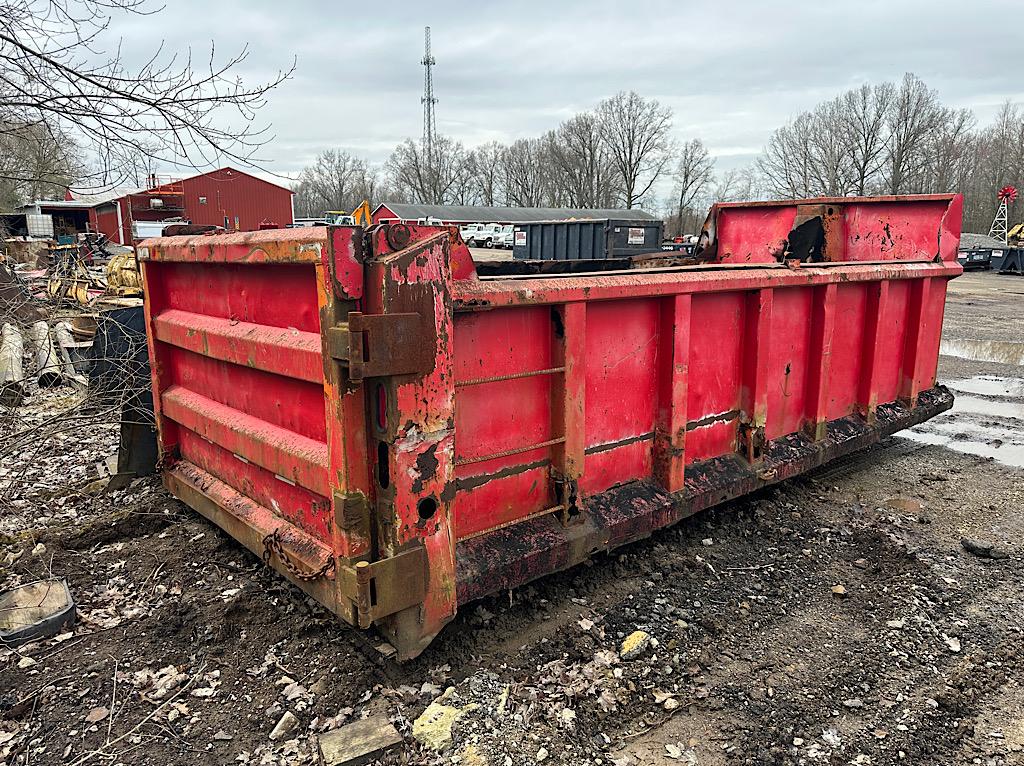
<box><xmin>512</xmin><ymin>219</ymin><xmax>664</xmax><ymax>261</ymax></box>
<box><xmin>957</xmin><ymin>246</ymin><xmax>996</xmax><ymax>271</ymax></box>
<box><xmin>87</xmin><ymin>305</ymin><xmax>157</xmax><ymax>477</ymax></box>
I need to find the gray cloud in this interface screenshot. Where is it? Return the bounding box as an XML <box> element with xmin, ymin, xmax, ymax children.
<box><xmin>112</xmin><ymin>0</ymin><xmax>1024</xmax><ymax>181</ymax></box>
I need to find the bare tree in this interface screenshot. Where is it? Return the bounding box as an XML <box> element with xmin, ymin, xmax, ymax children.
<box><xmin>385</xmin><ymin>135</ymin><xmax>471</xmax><ymax>205</ymax></box>
<box><xmin>0</xmin><ymin>121</ymin><xmax>80</xmax><ymax>205</ymax></box>
<box><xmin>919</xmin><ymin>108</ymin><xmax>976</xmax><ymax>195</ymax></box>
<box><xmin>758</xmin><ymin>112</ymin><xmax>818</xmax><ymax>197</ymax></box>
<box><xmin>753</xmin><ymin>73</ymin><xmax>1024</xmax><ymax>233</ymax></box>
<box><xmin>501</xmin><ymin>138</ymin><xmax>549</xmax><ymax>207</ymax></box>
<box><xmin>291</xmin><ymin>150</ymin><xmax>371</xmax><ymax>216</ymax></box>
<box><xmin>1</xmin><ymin>0</ymin><xmax>293</xmax><ymax>190</ymax></box>
<box><xmin>713</xmin><ymin>165</ymin><xmax>762</xmax><ymax>203</ymax></box>
<box><xmin>962</xmin><ymin>101</ymin><xmax>1024</xmax><ymax>232</ymax></box>
<box><xmin>468</xmin><ymin>141</ymin><xmax>505</xmax><ymax>206</ymax></box>
<box><xmin>840</xmin><ymin>83</ymin><xmax>893</xmax><ymax>195</ymax></box>
<box><xmin>671</xmin><ymin>138</ymin><xmax>714</xmax><ymax>235</ymax></box>
<box><xmin>547</xmin><ymin>112</ymin><xmax>617</xmax><ymax>208</ymax></box>
<box><xmin>596</xmin><ymin>91</ymin><xmax>672</xmax><ymax>208</ymax></box>
<box><xmin>883</xmin><ymin>74</ymin><xmax>947</xmax><ymax>194</ymax></box>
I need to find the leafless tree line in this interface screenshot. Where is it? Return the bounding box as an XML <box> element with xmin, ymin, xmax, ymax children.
<box><xmin>757</xmin><ymin>73</ymin><xmax>1024</xmax><ymax>233</ymax></box>
<box><xmin>296</xmin><ymin>73</ymin><xmax>1022</xmax><ymax>237</ymax></box>
<box><xmin>292</xmin><ymin>91</ymin><xmax>717</xmax><ymax>231</ymax></box>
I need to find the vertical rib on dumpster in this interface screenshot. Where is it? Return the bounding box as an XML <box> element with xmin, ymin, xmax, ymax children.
<box><xmin>318</xmin><ymin>227</ymin><xmax>372</xmax><ymax>571</ymax></box>
<box><xmin>654</xmin><ymin>294</ymin><xmax>690</xmax><ymax>492</ymax></box>
<box><xmin>364</xmin><ymin>231</ymin><xmax>457</xmax><ymax>659</ymax></box>
<box><xmin>805</xmin><ymin>284</ymin><xmax>837</xmax><ymax>441</ymax></box>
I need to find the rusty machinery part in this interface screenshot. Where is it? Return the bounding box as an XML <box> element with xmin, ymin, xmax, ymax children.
<box><xmin>261</xmin><ymin>529</ymin><xmax>336</xmax><ymax>582</ymax></box>
<box><xmin>384</xmin><ymin>223</ymin><xmax>412</xmax><ymax>252</ymax></box>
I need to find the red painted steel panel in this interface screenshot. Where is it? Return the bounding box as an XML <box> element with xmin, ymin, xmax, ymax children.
<box><xmin>140</xmin><ymin>228</ymin><xmax>325</xmax><ymax>265</ymax></box>
<box><xmin>453</xmin><ymin>307</ymin><xmax>554</xmax><ymax>382</ymax></box>
<box><xmin>143</xmin><ymin>194</ymin><xmax>963</xmax><ymax>661</ymax></box>
<box><xmin>917</xmin><ymin>284</ymin><xmax>948</xmax><ymax>393</ymax></box>
<box><xmin>164</xmin><ymin>347</ymin><xmax>327</xmax><ymax>442</ymax></box>
<box><xmin>455</xmin><ymin>376</ymin><xmax>554</xmax><ymax>465</ymax></box>
<box><xmin>161</xmin><ymin>385</ymin><xmax>329</xmax><ymax>496</ymax></box>
<box><xmin>704</xmin><ymin>194</ymin><xmax>961</xmax><ymax>265</ymax></box>
<box><xmin>178</xmin><ymin>427</ymin><xmax>332</xmax><ymax>540</ymax></box>
<box><xmin>453</xmin><ymin>465</ymin><xmax>550</xmax><ymax>538</ymax></box>
<box><xmin>685</xmin><ymin>292</ymin><xmax>744</xmax><ymax>463</ymax></box>
<box><xmin>584</xmin><ymin>299</ymin><xmax>659</xmax><ymax>449</ymax></box>
<box><xmin>148</xmin><ymin>262</ymin><xmax>321</xmax><ymax>332</ymax></box>
<box><xmin>765</xmin><ymin>288</ymin><xmax>813</xmax><ymax>440</ymax></box>
<box><xmin>153</xmin><ymin>309</ymin><xmax>324</xmax><ymax>383</ymax></box>
<box><xmin>874</xmin><ymin>280</ymin><xmax>910</xmax><ymax>406</ymax></box>
<box><xmin>583</xmin><ymin>440</ymin><xmax>654</xmax><ymax>497</ymax></box>
<box><xmin>827</xmin><ymin>284</ymin><xmax>868</xmax><ymax>421</ymax></box>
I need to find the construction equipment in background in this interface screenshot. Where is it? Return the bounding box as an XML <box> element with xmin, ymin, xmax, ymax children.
<box><xmin>324</xmin><ymin>211</ymin><xmax>354</xmax><ymax>226</ymax></box>
<box><xmin>324</xmin><ymin>201</ymin><xmax>373</xmax><ymax>228</ymax></box>
<box><xmin>1008</xmin><ymin>221</ymin><xmax>1023</xmax><ymax>246</ymax></box>
<box><xmin>140</xmin><ymin>193</ymin><xmax>963</xmax><ymax>661</ymax></box>
<box><xmin>351</xmin><ymin>200</ymin><xmax>372</xmax><ymax>227</ymax></box>
<box><xmin>997</xmin><ymin>227</ymin><xmax>1024</xmax><ymax>274</ymax></box>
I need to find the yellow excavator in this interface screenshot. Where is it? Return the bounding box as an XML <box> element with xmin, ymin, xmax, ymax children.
<box><xmin>1008</xmin><ymin>222</ymin><xmax>1023</xmax><ymax>246</ymax></box>
<box><xmin>323</xmin><ymin>200</ymin><xmax>373</xmax><ymax>227</ymax></box>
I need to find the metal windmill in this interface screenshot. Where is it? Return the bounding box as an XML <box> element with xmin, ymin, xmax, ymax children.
<box><xmin>421</xmin><ymin>26</ymin><xmax>438</xmax><ymax>162</ymax></box>
<box><xmin>989</xmin><ymin>185</ymin><xmax>1018</xmax><ymax>244</ymax></box>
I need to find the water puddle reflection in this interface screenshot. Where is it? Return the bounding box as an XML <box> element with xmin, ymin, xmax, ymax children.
<box><xmin>939</xmin><ymin>338</ymin><xmax>1024</xmax><ymax>366</ymax></box>
<box><xmin>902</xmin><ymin>375</ymin><xmax>1024</xmax><ymax>468</ymax></box>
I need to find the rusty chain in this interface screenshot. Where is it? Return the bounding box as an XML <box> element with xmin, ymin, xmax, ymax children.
<box><xmin>261</xmin><ymin>528</ymin><xmax>336</xmax><ymax>582</ymax></box>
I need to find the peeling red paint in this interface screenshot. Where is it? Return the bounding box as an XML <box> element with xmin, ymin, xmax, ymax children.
<box><xmin>143</xmin><ymin>195</ymin><xmax>963</xmax><ymax>660</ymax></box>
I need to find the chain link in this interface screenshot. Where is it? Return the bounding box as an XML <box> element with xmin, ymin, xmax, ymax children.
<box><xmin>262</xmin><ymin>529</ymin><xmax>336</xmax><ymax>582</ymax></box>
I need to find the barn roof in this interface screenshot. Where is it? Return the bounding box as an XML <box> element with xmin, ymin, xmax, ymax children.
<box><xmin>375</xmin><ymin>202</ymin><xmax>658</xmax><ymax>224</ymax></box>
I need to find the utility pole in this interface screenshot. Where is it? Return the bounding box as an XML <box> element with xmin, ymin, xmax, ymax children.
<box><xmin>421</xmin><ymin>26</ymin><xmax>438</xmax><ymax>162</ymax></box>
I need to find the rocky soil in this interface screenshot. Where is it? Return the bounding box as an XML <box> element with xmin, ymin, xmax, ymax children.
<box><xmin>1</xmin><ymin>271</ymin><xmax>1022</xmax><ymax>766</ymax></box>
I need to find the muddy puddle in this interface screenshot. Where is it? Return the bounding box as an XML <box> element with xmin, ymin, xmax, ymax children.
<box><xmin>903</xmin><ymin>375</ymin><xmax>1024</xmax><ymax>468</ymax></box>
<box><xmin>940</xmin><ymin>338</ymin><xmax>1024</xmax><ymax>366</ymax></box>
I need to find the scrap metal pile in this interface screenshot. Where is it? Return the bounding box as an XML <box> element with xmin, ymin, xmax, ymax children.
<box><xmin>1</xmin><ymin>230</ymin><xmax>145</xmax><ymax>370</ymax></box>
<box><xmin>1</xmin><ymin>232</ymin><xmax>153</xmax><ymax>481</ymax></box>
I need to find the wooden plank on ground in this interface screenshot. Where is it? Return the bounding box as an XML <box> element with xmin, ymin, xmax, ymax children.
<box><xmin>318</xmin><ymin>715</ymin><xmax>404</xmax><ymax>766</ymax></box>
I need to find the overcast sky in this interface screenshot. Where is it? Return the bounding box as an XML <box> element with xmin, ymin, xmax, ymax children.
<box><xmin>116</xmin><ymin>0</ymin><xmax>1023</xmax><ymax>188</ymax></box>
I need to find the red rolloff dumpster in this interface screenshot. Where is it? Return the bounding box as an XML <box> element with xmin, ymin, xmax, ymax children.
<box><xmin>139</xmin><ymin>194</ymin><xmax>963</xmax><ymax>659</ymax></box>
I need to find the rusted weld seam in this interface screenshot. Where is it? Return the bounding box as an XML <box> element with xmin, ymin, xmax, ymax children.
<box><xmin>455</xmin><ymin>437</ymin><xmax>566</xmax><ymax>467</ymax></box>
<box><xmin>584</xmin><ymin>431</ymin><xmax>655</xmax><ymax>456</ymax></box>
<box><xmin>456</xmin><ymin>367</ymin><xmax>565</xmax><ymax>387</ymax></box>
<box><xmin>686</xmin><ymin>409</ymin><xmax>741</xmax><ymax>431</ymax></box>
<box><xmin>455</xmin><ymin>458</ymin><xmax>550</xmax><ymax>492</ymax></box>
<box><xmin>460</xmin><ymin>504</ymin><xmax>565</xmax><ymax>541</ymax></box>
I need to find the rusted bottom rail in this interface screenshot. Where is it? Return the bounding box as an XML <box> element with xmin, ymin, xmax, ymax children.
<box><xmin>456</xmin><ymin>387</ymin><xmax>953</xmax><ymax>602</ymax></box>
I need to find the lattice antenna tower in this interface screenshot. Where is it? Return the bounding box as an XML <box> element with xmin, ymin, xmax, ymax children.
<box><xmin>989</xmin><ymin>185</ymin><xmax>1018</xmax><ymax>244</ymax></box>
<box><xmin>421</xmin><ymin>26</ymin><xmax>438</xmax><ymax>161</ymax></box>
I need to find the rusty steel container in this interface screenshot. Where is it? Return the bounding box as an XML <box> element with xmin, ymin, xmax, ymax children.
<box><xmin>139</xmin><ymin>194</ymin><xmax>963</xmax><ymax>659</ymax></box>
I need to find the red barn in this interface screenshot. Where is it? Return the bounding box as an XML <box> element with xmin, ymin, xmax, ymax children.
<box><xmin>78</xmin><ymin>168</ymin><xmax>293</xmax><ymax>244</ymax></box>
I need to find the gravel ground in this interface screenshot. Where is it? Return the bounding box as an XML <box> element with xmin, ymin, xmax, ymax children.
<box><xmin>1</xmin><ymin>270</ymin><xmax>1022</xmax><ymax>766</ymax></box>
